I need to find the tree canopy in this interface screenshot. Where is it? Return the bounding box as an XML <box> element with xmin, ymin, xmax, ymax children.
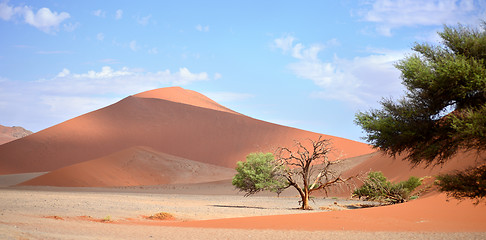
<box><xmin>232</xmin><ymin>152</ymin><xmax>287</xmax><ymax>196</ymax></box>
<box><xmin>355</xmin><ymin>23</ymin><xmax>486</xmax><ymax>165</ymax></box>
<box><xmin>355</xmin><ymin>22</ymin><xmax>486</xmax><ymax>201</ymax></box>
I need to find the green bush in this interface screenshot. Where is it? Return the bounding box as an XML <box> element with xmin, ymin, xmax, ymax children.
<box><xmin>353</xmin><ymin>171</ymin><xmax>422</xmax><ymax>204</ymax></box>
<box><xmin>232</xmin><ymin>152</ymin><xmax>288</xmax><ymax>196</ymax></box>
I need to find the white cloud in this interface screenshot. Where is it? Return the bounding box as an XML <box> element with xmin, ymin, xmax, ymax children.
<box><xmin>24</xmin><ymin>7</ymin><xmax>70</xmax><ymax>33</ymax></box>
<box><xmin>97</xmin><ymin>32</ymin><xmax>104</xmax><ymax>41</ymax></box>
<box><xmin>0</xmin><ymin>1</ymin><xmax>19</xmax><ymax>20</ymax></box>
<box><xmin>274</xmin><ymin>35</ymin><xmax>407</xmax><ymax>108</ymax></box>
<box><xmin>63</xmin><ymin>22</ymin><xmax>79</xmax><ymax>32</ymax></box>
<box><xmin>273</xmin><ymin>35</ymin><xmax>295</xmax><ymax>53</ymax></box>
<box><xmin>129</xmin><ymin>40</ymin><xmax>138</xmax><ymax>51</ymax></box>
<box><xmin>361</xmin><ymin>0</ymin><xmax>486</xmax><ymax>36</ymax></box>
<box><xmin>214</xmin><ymin>73</ymin><xmax>222</xmax><ymax>80</ymax></box>
<box><xmin>56</xmin><ymin>68</ymin><xmax>70</xmax><ymax>77</ymax></box>
<box><xmin>92</xmin><ymin>9</ymin><xmax>106</xmax><ymax>18</ymax></box>
<box><xmin>115</xmin><ymin>9</ymin><xmax>123</xmax><ymax>20</ymax></box>
<box><xmin>148</xmin><ymin>47</ymin><xmax>158</xmax><ymax>54</ymax></box>
<box><xmin>0</xmin><ymin>2</ymin><xmax>71</xmax><ymax>33</ymax></box>
<box><xmin>136</xmin><ymin>14</ymin><xmax>152</xmax><ymax>26</ymax></box>
<box><xmin>196</xmin><ymin>24</ymin><xmax>209</xmax><ymax>32</ymax></box>
<box><xmin>45</xmin><ymin>66</ymin><xmax>211</xmax><ymax>94</ymax></box>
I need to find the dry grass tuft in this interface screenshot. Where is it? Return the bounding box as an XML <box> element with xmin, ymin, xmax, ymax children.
<box><xmin>146</xmin><ymin>212</ymin><xmax>175</xmax><ymax>220</ymax></box>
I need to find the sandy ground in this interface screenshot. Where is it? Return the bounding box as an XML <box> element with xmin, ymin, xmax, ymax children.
<box><xmin>0</xmin><ymin>186</ymin><xmax>484</xmax><ymax>240</ymax></box>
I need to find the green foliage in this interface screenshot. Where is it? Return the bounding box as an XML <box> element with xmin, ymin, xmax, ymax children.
<box><xmin>355</xmin><ymin>23</ymin><xmax>486</xmax><ymax>166</ymax></box>
<box><xmin>353</xmin><ymin>171</ymin><xmax>422</xmax><ymax>204</ymax></box>
<box><xmin>232</xmin><ymin>152</ymin><xmax>288</xmax><ymax>196</ymax></box>
<box><xmin>436</xmin><ymin>164</ymin><xmax>486</xmax><ymax>204</ymax></box>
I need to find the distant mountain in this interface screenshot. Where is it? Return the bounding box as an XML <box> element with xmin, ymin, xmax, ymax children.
<box><xmin>0</xmin><ymin>87</ymin><xmax>374</xmax><ymax>187</ymax></box>
<box><xmin>0</xmin><ymin>125</ymin><xmax>33</xmax><ymax>145</ymax></box>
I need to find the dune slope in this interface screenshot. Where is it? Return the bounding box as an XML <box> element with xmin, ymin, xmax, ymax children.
<box><xmin>343</xmin><ymin>150</ymin><xmax>485</xmax><ymax>182</ymax></box>
<box><xmin>19</xmin><ymin>146</ymin><xmax>236</xmax><ymax>187</ymax></box>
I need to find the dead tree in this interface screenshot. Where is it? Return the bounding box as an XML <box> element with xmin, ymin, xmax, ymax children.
<box><xmin>276</xmin><ymin>136</ymin><xmax>351</xmax><ymax>210</ymax></box>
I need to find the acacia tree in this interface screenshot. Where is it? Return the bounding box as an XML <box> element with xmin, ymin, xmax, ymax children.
<box><xmin>355</xmin><ymin>23</ymin><xmax>486</xmax><ymax>201</ymax></box>
<box><xmin>275</xmin><ymin>137</ymin><xmax>350</xmax><ymax>210</ymax></box>
<box><xmin>232</xmin><ymin>137</ymin><xmax>350</xmax><ymax>210</ymax></box>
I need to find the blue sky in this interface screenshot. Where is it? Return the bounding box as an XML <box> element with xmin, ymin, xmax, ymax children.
<box><xmin>0</xmin><ymin>0</ymin><xmax>485</xmax><ymax>142</ymax></box>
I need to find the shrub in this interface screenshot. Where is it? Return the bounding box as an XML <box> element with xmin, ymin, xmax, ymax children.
<box><xmin>353</xmin><ymin>171</ymin><xmax>422</xmax><ymax>204</ymax></box>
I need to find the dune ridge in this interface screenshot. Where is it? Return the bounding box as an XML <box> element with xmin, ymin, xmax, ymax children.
<box><xmin>133</xmin><ymin>87</ymin><xmax>240</xmax><ymax>115</ymax></box>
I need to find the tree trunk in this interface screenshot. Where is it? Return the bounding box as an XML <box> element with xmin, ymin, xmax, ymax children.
<box><xmin>301</xmin><ymin>188</ymin><xmax>311</xmax><ymax>210</ymax></box>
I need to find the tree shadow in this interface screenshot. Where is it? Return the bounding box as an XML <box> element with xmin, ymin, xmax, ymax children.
<box><xmin>209</xmin><ymin>204</ymin><xmax>268</xmax><ymax>210</ymax></box>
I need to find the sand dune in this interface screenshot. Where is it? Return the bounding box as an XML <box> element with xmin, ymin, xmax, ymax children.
<box><xmin>343</xmin><ymin>150</ymin><xmax>485</xmax><ymax>182</ymax></box>
<box><xmin>19</xmin><ymin>146</ymin><xmax>236</xmax><ymax>187</ymax></box>
<box><xmin>0</xmin><ymin>124</ymin><xmax>32</xmax><ymax>145</ymax></box>
<box><xmin>0</xmin><ymin>87</ymin><xmax>373</xmax><ymax>179</ymax></box>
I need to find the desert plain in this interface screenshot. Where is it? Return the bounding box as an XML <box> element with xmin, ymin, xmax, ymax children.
<box><xmin>1</xmin><ymin>87</ymin><xmax>485</xmax><ymax>239</ymax></box>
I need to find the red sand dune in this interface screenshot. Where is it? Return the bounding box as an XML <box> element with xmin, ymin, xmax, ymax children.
<box><xmin>161</xmin><ymin>194</ymin><xmax>486</xmax><ymax>232</ymax></box>
<box><xmin>0</xmin><ymin>87</ymin><xmax>373</xmax><ymax>184</ymax></box>
<box><xmin>0</xmin><ymin>124</ymin><xmax>32</xmax><ymax>145</ymax></box>
<box><xmin>343</xmin><ymin>150</ymin><xmax>486</xmax><ymax>182</ymax></box>
<box><xmin>19</xmin><ymin>146</ymin><xmax>235</xmax><ymax>187</ymax></box>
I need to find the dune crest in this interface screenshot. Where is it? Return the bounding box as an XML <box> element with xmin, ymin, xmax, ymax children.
<box><xmin>133</xmin><ymin>87</ymin><xmax>240</xmax><ymax>115</ymax></box>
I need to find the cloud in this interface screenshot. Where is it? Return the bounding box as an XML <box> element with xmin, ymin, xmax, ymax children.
<box><xmin>360</xmin><ymin>0</ymin><xmax>486</xmax><ymax>36</ymax></box>
<box><xmin>63</xmin><ymin>22</ymin><xmax>79</xmax><ymax>32</ymax></box>
<box><xmin>45</xmin><ymin>66</ymin><xmax>211</xmax><ymax>94</ymax></box>
<box><xmin>115</xmin><ymin>9</ymin><xmax>123</xmax><ymax>20</ymax></box>
<box><xmin>274</xmin><ymin>35</ymin><xmax>407</xmax><ymax>108</ymax></box>
<box><xmin>0</xmin><ymin>1</ymin><xmax>19</xmax><ymax>20</ymax></box>
<box><xmin>0</xmin><ymin>2</ymin><xmax>71</xmax><ymax>33</ymax></box>
<box><xmin>148</xmin><ymin>47</ymin><xmax>158</xmax><ymax>54</ymax></box>
<box><xmin>92</xmin><ymin>9</ymin><xmax>106</xmax><ymax>18</ymax></box>
<box><xmin>36</xmin><ymin>50</ymin><xmax>73</xmax><ymax>54</ymax></box>
<box><xmin>0</xmin><ymin>66</ymin><xmax>216</xmax><ymax>131</ymax></box>
<box><xmin>196</xmin><ymin>24</ymin><xmax>209</xmax><ymax>32</ymax></box>
<box><xmin>214</xmin><ymin>73</ymin><xmax>222</xmax><ymax>80</ymax></box>
<box><xmin>99</xmin><ymin>58</ymin><xmax>120</xmax><ymax>64</ymax></box>
<box><xmin>97</xmin><ymin>32</ymin><xmax>104</xmax><ymax>41</ymax></box>
<box><xmin>24</xmin><ymin>7</ymin><xmax>70</xmax><ymax>33</ymax></box>
<box><xmin>272</xmin><ymin>35</ymin><xmax>295</xmax><ymax>53</ymax></box>
<box><xmin>136</xmin><ymin>14</ymin><xmax>152</xmax><ymax>26</ymax></box>
<box><xmin>129</xmin><ymin>40</ymin><xmax>138</xmax><ymax>51</ymax></box>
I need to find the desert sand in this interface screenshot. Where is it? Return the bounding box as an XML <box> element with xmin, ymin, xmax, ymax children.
<box><xmin>1</xmin><ymin>183</ymin><xmax>485</xmax><ymax>240</ymax></box>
